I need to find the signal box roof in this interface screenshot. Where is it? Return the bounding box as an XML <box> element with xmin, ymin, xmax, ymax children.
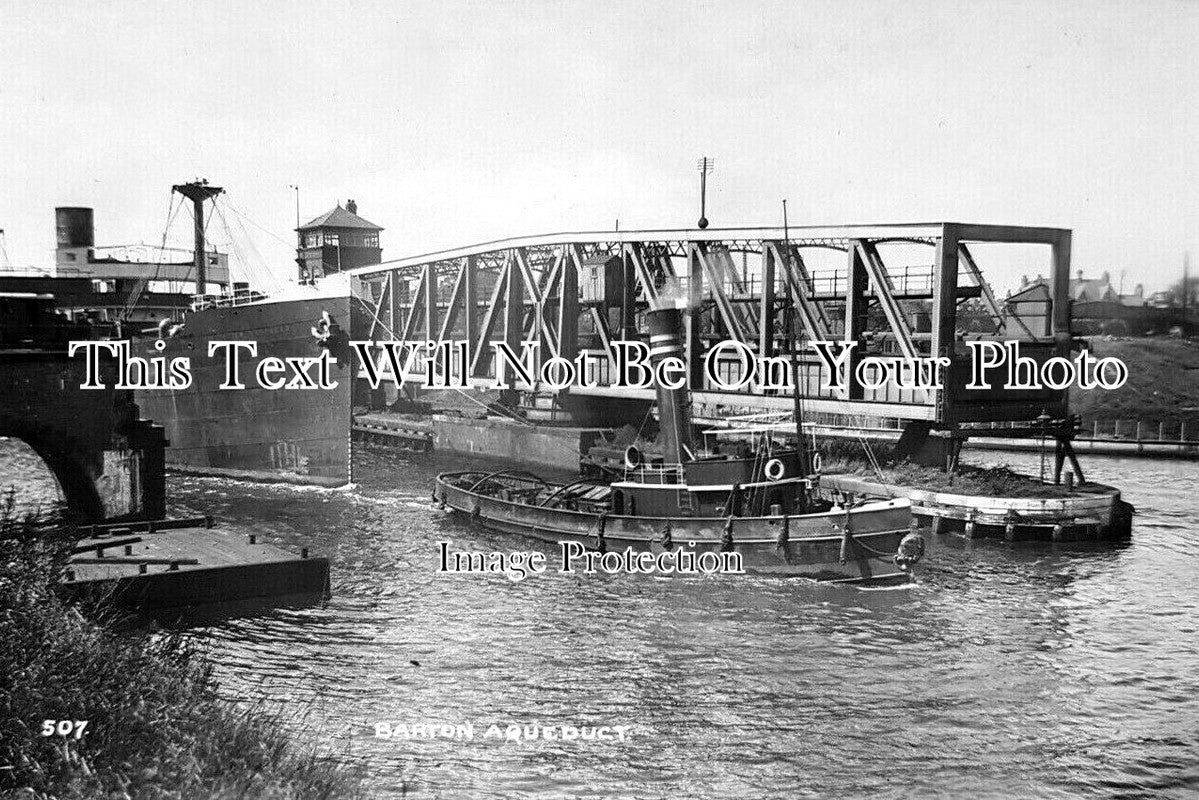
<box><xmin>297</xmin><ymin>205</ymin><xmax>383</xmax><ymax>232</ymax></box>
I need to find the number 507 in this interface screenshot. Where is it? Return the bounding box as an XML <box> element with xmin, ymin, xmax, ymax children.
<box><xmin>41</xmin><ymin>720</ymin><xmax>88</xmax><ymax>739</ymax></box>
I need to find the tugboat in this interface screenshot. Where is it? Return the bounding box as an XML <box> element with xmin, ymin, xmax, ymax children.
<box><xmin>435</xmin><ymin>305</ymin><xmax>924</xmax><ymax>585</ymax></box>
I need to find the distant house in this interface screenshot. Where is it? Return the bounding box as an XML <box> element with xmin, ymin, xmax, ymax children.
<box><xmin>1068</xmin><ymin>271</ymin><xmax>1118</xmax><ymax>303</ymax></box>
<box><xmin>1009</xmin><ymin>270</ymin><xmax>1143</xmax><ymax>305</ymax></box>
<box><xmin>1003</xmin><ymin>270</ymin><xmax>1148</xmax><ymax>336</ymax></box>
<box><xmin>1004</xmin><ymin>281</ymin><xmax>1052</xmax><ymax>336</ymax></box>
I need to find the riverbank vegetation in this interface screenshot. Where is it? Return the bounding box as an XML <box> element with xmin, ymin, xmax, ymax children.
<box><xmin>0</xmin><ymin>502</ymin><xmax>360</xmax><ymax>800</ymax></box>
<box><xmin>1072</xmin><ymin>338</ymin><xmax>1199</xmax><ymax>429</ymax></box>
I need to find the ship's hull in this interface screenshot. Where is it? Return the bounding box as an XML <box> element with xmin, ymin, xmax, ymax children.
<box><xmin>435</xmin><ymin>471</ymin><xmax>916</xmax><ymax>584</ymax></box>
<box><xmin>136</xmin><ymin>289</ymin><xmax>363</xmax><ymax>486</ymax></box>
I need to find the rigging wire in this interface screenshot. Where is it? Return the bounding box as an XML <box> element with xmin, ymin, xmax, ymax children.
<box><xmin>220</xmin><ymin>195</ymin><xmax>299</xmax><ymax>250</ymax></box>
<box><xmin>226</xmin><ymin>208</ymin><xmax>278</xmax><ymax>291</ymax></box>
<box><xmin>210</xmin><ymin>199</ymin><xmax>270</xmax><ymax>292</ymax></box>
<box><xmin>209</xmin><ymin>202</ymin><xmax>248</xmax><ymax>284</ymax></box>
<box><xmin>122</xmin><ymin>193</ymin><xmax>184</xmax><ymax>320</ymax></box>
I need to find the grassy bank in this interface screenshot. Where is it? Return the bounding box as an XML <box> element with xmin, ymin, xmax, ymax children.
<box><xmin>0</xmin><ymin>507</ymin><xmax>360</xmax><ymax>800</ymax></box>
<box><xmin>1072</xmin><ymin>338</ymin><xmax>1199</xmax><ymax>429</ymax></box>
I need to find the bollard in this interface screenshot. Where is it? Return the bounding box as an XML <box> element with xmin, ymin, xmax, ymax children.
<box><xmin>249</xmin><ymin>534</ymin><xmax>257</xmax><ymax>544</ymax></box>
<box><xmin>139</xmin><ymin>563</ymin><xmax>148</xmax><ymax>574</ymax></box>
<box><xmin>1051</xmin><ymin>523</ymin><xmax>1064</xmax><ymax>542</ymax></box>
<box><xmin>124</xmin><ymin>544</ymin><xmax>133</xmax><ymax>556</ymax></box>
<box><xmin>169</xmin><ymin>561</ymin><xmax>180</xmax><ymax>571</ymax></box>
<box><xmin>96</xmin><ymin>546</ymin><xmax>105</xmax><ymax>558</ymax></box>
<box><xmin>301</xmin><ymin>547</ymin><xmax>309</xmax><ymax>559</ymax></box>
<box><xmin>66</xmin><ymin>569</ymin><xmax>75</xmax><ymax>581</ymax></box>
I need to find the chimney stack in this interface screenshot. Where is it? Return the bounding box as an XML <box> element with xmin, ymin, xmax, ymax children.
<box><xmin>645</xmin><ymin>306</ymin><xmax>694</xmax><ymax>465</ymax></box>
<box><xmin>346</xmin><ymin>199</ymin><xmax>357</xmax><ymax>215</ymax></box>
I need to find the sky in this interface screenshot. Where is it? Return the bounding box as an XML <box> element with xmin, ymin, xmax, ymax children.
<box><xmin>1</xmin><ymin>0</ymin><xmax>1196</xmax><ymax>295</ymax></box>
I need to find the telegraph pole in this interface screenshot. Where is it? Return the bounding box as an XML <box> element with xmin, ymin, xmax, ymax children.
<box><xmin>696</xmin><ymin>157</ymin><xmax>714</xmax><ymax>229</ymax></box>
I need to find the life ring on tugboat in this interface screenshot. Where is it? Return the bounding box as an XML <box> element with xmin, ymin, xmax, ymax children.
<box><xmin>811</xmin><ymin>452</ymin><xmax>823</xmax><ymax>474</ymax></box>
<box><xmin>764</xmin><ymin>458</ymin><xmax>786</xmax><ymax>482</ymax></box>
<box><xmin>624</xmin><ymin>445</ymin><xmax>643</xmax><ymax>470</ymax></box>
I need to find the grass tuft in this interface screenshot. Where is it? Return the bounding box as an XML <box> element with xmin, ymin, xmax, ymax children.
<box><xmin>0</xmin><ymin>497</ymin><xmax>362</xmax><ymax>800</ymax></box>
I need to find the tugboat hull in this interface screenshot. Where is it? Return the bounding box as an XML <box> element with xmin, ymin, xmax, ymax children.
<box><xmin>435</xmin><ymin>471</ymin><xmax>916</xmax><ymax>584</ymax></box>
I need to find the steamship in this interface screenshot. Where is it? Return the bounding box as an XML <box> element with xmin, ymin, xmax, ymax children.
<box><xmin>131</xmin><ymin>184</ymin><xmax>379</xmax><ymax>486</ymax></box>
<box><xmin>0</xmin><ymin>184</ymin><xmax>378</xmax><ymax>486</ymax></box>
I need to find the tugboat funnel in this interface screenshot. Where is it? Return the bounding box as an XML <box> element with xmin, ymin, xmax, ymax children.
<box><xmin>646</xmin><ymin>305</ymin><xmax>694</xmax><ymax>465</ymax></box>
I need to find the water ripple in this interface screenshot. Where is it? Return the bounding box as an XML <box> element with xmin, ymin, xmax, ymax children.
<box><xmin>5</xmin><ymin>442</ymin><xmax>1199</xmax><ymax>798</ymax></box>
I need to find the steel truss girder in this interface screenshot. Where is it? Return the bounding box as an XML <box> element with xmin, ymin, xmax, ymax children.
<box><xmin>351</xmin><ymin>223</ymin><xmax>1072</xmax><ymax>423</ymax></box>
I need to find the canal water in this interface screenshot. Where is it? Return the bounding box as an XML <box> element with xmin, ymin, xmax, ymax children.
<box><xmin>3</xmin><ymin>440</ymin><xmax>1198</xmax><ymax>798</ymax></box>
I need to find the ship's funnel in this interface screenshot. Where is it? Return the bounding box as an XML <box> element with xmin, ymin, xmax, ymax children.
<box><xmin>646</xmin><ymin>305</ymin><xmax>694</xmax><ymax>465</ymax></box>
<box><xmin>55</xmin><ymin>207</ymin><xmax>94</xmax><ymax>249</ymax></box>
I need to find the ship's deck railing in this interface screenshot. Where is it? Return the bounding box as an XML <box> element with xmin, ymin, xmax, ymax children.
<box><xmin>623</xmin><ymin>463</ymin><xmax>686</xmax><ymax>484</ymax></box>
<box><xmin>191</xmin><ymin>288</ymin><xmax>270</xmax><ymax>311</ymax></box>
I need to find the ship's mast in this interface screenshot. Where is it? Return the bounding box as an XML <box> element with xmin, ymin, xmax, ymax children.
<box><xmin>783</xmin><ymin>200</ymin><xmax>812</xmax><ymax>485</ymax></box>
<box><xmin>172</xmin><ymin>180</ymin><xmax>223</xmax><ymax>296</ymax></box>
